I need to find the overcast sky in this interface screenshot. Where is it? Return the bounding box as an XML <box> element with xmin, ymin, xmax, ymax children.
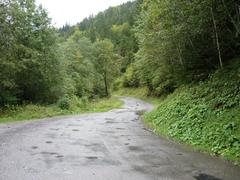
<box><xmin>36</xmin><ymin>0</ymin><xmax>133</xmax><ymax>27</ymax></box>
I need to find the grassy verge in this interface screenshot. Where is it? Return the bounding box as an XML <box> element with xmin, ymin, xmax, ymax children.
<box><xmin>114</xmin><ymin>60</ymin><xmax>240</xmax><ymax>165</ymax></box>
<box><xmin>0</xmin><ymin>97</ymin><xmax>123</xmax><ymax>124</ymax></box>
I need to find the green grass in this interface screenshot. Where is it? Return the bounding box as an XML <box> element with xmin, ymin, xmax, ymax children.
<box><xmin>114</xmin><ymin>87</ymin><xmax>161</xmax><ymax>107</ymax></box>
<box><xmin>81</xmin><ymin>97</ymin><xmax>123</xmax><ymax>113</ymax></box>
<box><xmin>0</xmin><ymin>97</ymin><xmax>123</xmax><ymax>124</ymax></box>
<box><xmin>115</xmin><ymin>59</ymin><xmax>240</xmax><ymax>165</ymax></box>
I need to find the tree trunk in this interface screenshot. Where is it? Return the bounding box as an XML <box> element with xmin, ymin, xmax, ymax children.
<box><xmin>177</xmin><ymin>44</ymin><xmax>184</xmax><ymax>67</ymax></box>
<box><xmin>211</xmin><ymin>7</ymin><xmax>223</xmax><ymax>68</ymax></box>
<box><xmin>103</xmin><ymin>71</ymin><xmax>109</xmax><ymax>97</ymax></box>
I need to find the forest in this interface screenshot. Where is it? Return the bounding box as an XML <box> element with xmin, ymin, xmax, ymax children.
<box><xmin>0</xmin><ymin>0</ymin><xmax>240</xmax><ymax>163</ymax></box>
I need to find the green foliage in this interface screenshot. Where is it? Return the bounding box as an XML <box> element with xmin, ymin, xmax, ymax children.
<box><xmin>121</xmin><ymin>0</ymin><xmax>240</xmax><ymax>95</ymax></box>
<box><xmin>61</xmin><ymin>1</ymin><xmax>139</xmax><ymax>73</ymax></box>
<box><xmin>122</xmin><ymin>65</ymin><xmax>140</xmax><ymax>88</ymax></box>
<box><xmin>94</xmin><ymin>39</ymin><xmax>121</xmax><ymax>97</ymax></box>
<box><xmin>79</xmin><ymin>96</ymin><xmax>89</xmax><ymax>108</ymax></box>
<box><xmin>1</xmin><ymin>0</ymin><xmax>124</xmax><ymax>107</ymax></box>
<box><xmin>58</xmin><ymin>28</ymin><xmax>120</xmax><ymax>98</ymax></box>
<box><xmin>0</xmin><ymin>97</ymin><xmax>123</xmax><ymax>124</ymax></box>
<box><xmin>111</xmin><ymin>23</ymin><xmax>138</xmax><ymax>72</ymax></box>
<box><xmin>58</xmin><ymin>95</ymin><xmax>89</xmax><ymax>111</ymax></box>
<box><xmin>58</xmin><ymin>96</ymin><xmax>71</xmax><ymax>110</ymax></box>
<box><xmin>0</xmin><ymin>0</ymin><xmax>63</xmax><ymax>105</ymax></box>
<box><xmin>144</xmin><ymin>59</ymin><xmax>240</xmax><ymax>164</ymax></box>
<box><xmin>85</xmin><ymin>97</ymin><xmax>123</xmax><ymax>113</ymax></box>
<box><xmin>78</xmin><ymin>1</ymin><xmax>138</xmax><ymax>40</ymax></box>
<box><xmin>112</xmin><ymin>77</ymin><xmax>124</xmax><ymax>91</ymax></box>
<box><xmin>114</xmin><ymin>87</ymin><xmax>160</xmax><ymax>106</ymax></box>
<box><xmin>59</xmin><ymin>32</ymin><xmax>98</xmax><ymax>98</ymax></box>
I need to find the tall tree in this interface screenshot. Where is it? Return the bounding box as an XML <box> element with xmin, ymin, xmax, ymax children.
<box><xmin>94</xmin><ymin>40</ymin><xmax>120</xmax><ymax>97</ymax></box>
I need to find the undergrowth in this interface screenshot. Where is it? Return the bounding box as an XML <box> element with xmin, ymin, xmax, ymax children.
<box><xmin>0</xmin><ymin>97</ymin><xmax>123</xmax><ymax>124</ymax></box>
<box><xmin>144</xmin><ymin>59</ymin><xmax>240</xmax><ymax>164</ymax></box>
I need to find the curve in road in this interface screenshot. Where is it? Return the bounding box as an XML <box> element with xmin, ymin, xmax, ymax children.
<box><xmin>0</xmin><ymin>97</ymin><xmax>239</xmax><ymax>180</ymax></box>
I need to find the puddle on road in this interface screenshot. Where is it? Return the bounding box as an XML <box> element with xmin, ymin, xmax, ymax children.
<box><xmin>41</xmin><ymin>152</ymin><xmax>58</xmax><ymax>155</ymax></box>
<box><xmin>67</xmin><ymin>124</ymin><xmax>83</xmax><ymax>127</ymax></box>
<box><xmin>105</xmin><ymin>120</ymin><xmax>119</xmax><ymax>124</ymax></box>
<box><xmin>49</xmin><ymin>128</ymin><xmax>59</xmax><ymax>131</ymax></box>
<box><xmin>45</xmin><ymin>141</ymin><xmax>53</xmax><ymax>144</ymax></box>
<box><xmin>116</xmin><ymin>128</ymin><xmax>125</xmax><ymax>130</ymax></box>
<box><xmin>101</xmin><ymin>130</ymin><xmax>115</xmax><ymax>134</ymax></box>
<box><xmin>84</xmin><ymin>143</ymin><xmax>107</xmax><ymax>152</ymax></box>
<box><xmin>86</xmin><ymin>156</ymin><xmax>98</xmax><ymax>160</ymax></box>
<box><xmin>56</xmin><ymin>155</ymin><xmax>64</xmax><ymax>158</ymax></box>
<box><xmin>128</xmin><ymin>146</ymin><xmax>144</xmax><ymax>152</ymax></box>
<box><xmin>131</xmin><ymin>118</ymin><xmax>138</xmax><ymax>122</ymax></box>
<box><xmin>31</xmin><ymin>146</ymin><xmax>38</xmax><ymax>149</ymax></box>
<box><xmin>194</xmin><ymin>174</ymin><xmax>222</xmax><ymax>180</ymax></box>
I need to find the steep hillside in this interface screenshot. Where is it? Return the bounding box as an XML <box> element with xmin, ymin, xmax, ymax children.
<box><xmin>144</xmin><ymin>59</ymin><xmax>240</xmax><ymax>164</ymax></box>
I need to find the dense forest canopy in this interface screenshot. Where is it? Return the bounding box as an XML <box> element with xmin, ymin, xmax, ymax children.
<box><xmin>0</xmin><ymin>0</ymin><xmax>61</xmax><ymax>105</ymax></box>
<box><xmin>0</xmin><ymin>0</ymin><xmax>239</xmax><ymax>106</ymax></box>
<box><xmin>59</xmin><ymin>1</ymin><xmax>139</xmax><ymax>73</ymax></box>
<box><xmin>133</xmin><ymin>0</ymin><xmax>239</xmax><ymax>96</ymax></box>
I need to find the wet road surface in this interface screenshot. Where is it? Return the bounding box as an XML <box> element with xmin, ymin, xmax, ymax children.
<box><xmin>0</xmin><ymin>97</ymin><xmax>239</xmax><ymax>180</ymax></box>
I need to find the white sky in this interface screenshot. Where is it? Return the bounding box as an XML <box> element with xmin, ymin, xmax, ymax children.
<box><xmin>36</xmin><ymin>0</ymin><xmax>134</xmax><ymax>27</ymax></box>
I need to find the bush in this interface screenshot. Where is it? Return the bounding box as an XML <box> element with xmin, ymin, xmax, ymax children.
<box><xmin>57</xmin><ymin>95</ymin><xmax>90</xmax><ymax>110</ymax></box>
<box><xmin>113</xmin><ymin>77</ymin><xmax>124</xmax><ymax>91</ymax></box>
<box><xmin>154</xmin><ymin>80</ymin><xmax>175</xmax><ymax>96</ymax></box>
<box><xmin>80</xmin><ymin>96</ymin><xmax>89</xmax><ymax>108</ymax></box>
<box><xmin>58</xmin><ymin>96</ymin><xmax>70</xmax><ymax>110</ymax></box>
<box><xmin>122</xmin><ymin>65</ymin><xmax>140</xmax><ymax>88</ymax></box>
<box><xmin>0</xmin><ymin>90</ymin><xmax>19</xmax><ymax>106</ymax></box>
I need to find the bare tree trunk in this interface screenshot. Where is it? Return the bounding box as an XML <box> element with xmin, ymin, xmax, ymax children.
<box><xmin>177</xmin><ymin>44</ymin><xmax>184</xmax><ymax>67</ymax></box>
<box><xmin>103</xmin><ymin>71</ymin><xmax>109</xmax><ymax>97</ymax></box>
<box><xmin>211</xmin><ymin>7</ymin><xmax>223</xmax><ymax>68</ymax></box>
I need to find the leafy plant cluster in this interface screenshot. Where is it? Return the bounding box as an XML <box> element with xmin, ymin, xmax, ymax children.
<box><xmin>145</xmin><ymin>60</ymin><xmax>240</xmax><ymax>163</ymax></box>
<box><xmin>57</xmin><ymin>95</ymin><xmax>89</xmax><ymax>110</ymax></box>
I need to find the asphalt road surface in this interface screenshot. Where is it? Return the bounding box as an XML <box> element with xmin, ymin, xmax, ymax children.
<box><xmin>0</xmin><ymin>97</ymin><xmax>239</xmax><ymax>180</ymax></box>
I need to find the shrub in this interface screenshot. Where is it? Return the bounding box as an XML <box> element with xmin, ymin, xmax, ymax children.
<box><xmin>113</xmin><ymin>77</ymin><xmax>124</xmax><ymax>91</ymax></box>
<box><xmin>80</xmin><ymin>96</ymin><xmax>89</xmax><ymax>108</ymax></box>
<box><xmin>58</xmin><ymin>96</ymin><xmax>70</xmax><ymax>110</ymax></box>
<box><xmin>122</xmin><ymin>65</ymin><xmax>140</xmax><ymax>88</ymax></box>
<box><xmin>0</xmin><ymin>90</ymin><xmax>19</xmax><ymax>106</ymax></box>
